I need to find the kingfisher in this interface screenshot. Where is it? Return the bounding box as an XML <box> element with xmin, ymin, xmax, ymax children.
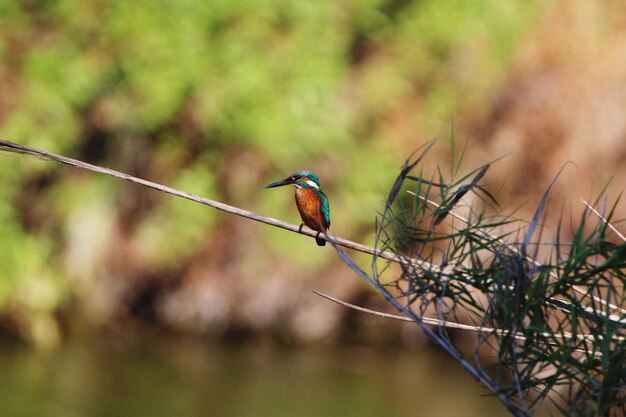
<box><xmin>265</xmin><ymin>170</ymin><xmax>330</xmax><ymax>246</ymax></box>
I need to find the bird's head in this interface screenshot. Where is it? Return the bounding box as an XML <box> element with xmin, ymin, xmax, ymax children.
<box><xmin>264</xmin><ymin>170</ymin><xmax>322</xmax><ymax>190</ymax></box>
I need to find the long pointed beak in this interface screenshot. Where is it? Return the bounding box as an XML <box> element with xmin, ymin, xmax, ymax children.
<box><xmin>264</xmin><ymin>178</ymin><xmax>292</xmax><ymax>189</ymax></box>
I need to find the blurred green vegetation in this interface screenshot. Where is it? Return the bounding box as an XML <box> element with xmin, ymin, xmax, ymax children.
<box><xmin>0</xmin><ymin>0</ymin><xmax>544</xmax><ymax>346</ymax></box>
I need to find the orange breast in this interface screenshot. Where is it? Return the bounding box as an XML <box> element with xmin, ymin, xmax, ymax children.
<box><xmin>295</xmin><ymin>187</ymin><xmax>325</xmax><ymax>232</ymax></box>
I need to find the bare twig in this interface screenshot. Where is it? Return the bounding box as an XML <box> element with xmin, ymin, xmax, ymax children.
<box><xmin>582</xmin><ymin>199</ymin><xmax>626</xmax><ymax>243</ymax></box>
<box><xmin>312</xmin><ymin>290</ymin><xmax>618</xmax><ymax>352</ymax></box>
<box><xmin>0</xmin><ymin>139</ymin><xmax>436</xmax><ymax>270</ymax></box>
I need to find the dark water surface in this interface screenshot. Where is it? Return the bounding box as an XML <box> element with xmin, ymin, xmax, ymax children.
<box><xmin>0</xmin><ymin>331</ymin><xmax>510</xmax><ymax>417</ymax></box>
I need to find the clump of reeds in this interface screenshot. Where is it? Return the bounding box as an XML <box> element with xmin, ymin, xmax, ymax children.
<box><xmin>330</xmin><ymin>143</ymin><xmax>626</xmax><ymax>416</ymax></box>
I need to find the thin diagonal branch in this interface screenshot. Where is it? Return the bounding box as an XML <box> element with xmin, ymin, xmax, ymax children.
<box><xmin>0</xmin><ymin>139</ymin><xmax>434</xmax><ymax>270</ymax></box>
<box><xmin>312</xmin><ymin>290</ymin><xmax>619</xmax><ymax>351</ymax></box>
<box><xmin>582</xmin><ymin>199</ymin><xmax>626</xmax><ymax>243</ymax></box>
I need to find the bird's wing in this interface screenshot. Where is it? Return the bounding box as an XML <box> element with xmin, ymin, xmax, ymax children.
<box><xmin>320</xmin><ymin>191</ymin><xmax>330</xmax><ymax>229</ymax></box>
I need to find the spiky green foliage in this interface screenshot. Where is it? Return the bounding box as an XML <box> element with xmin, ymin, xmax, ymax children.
<box><xmin>333</xmin><ymin>144</ymin><xmax>626</xmax><ymax>416</ymax></box>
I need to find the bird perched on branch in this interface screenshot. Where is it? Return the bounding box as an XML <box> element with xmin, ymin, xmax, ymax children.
<box><xmin>265</xmin><ymin>170</ymin><xmax>330</xmax><ymax>246</ymax></box>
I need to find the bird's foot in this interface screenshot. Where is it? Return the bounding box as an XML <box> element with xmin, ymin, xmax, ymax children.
<box><xmin>298</xmin><ymin>223</ymin><xmax>304</xmax><ymax>233</ymax></box>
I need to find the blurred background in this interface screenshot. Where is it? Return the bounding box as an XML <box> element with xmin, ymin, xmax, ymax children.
<box><xmin>1</xmin><ymin>0</ymin><xmax>625</xmax><ymax>415</ymax></box>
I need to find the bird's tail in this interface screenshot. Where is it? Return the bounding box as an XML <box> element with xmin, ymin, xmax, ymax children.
<box><xmin>315</xmin><ymin>228</ymin><xmax>327</xmax><ymax>246</ymax></box>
